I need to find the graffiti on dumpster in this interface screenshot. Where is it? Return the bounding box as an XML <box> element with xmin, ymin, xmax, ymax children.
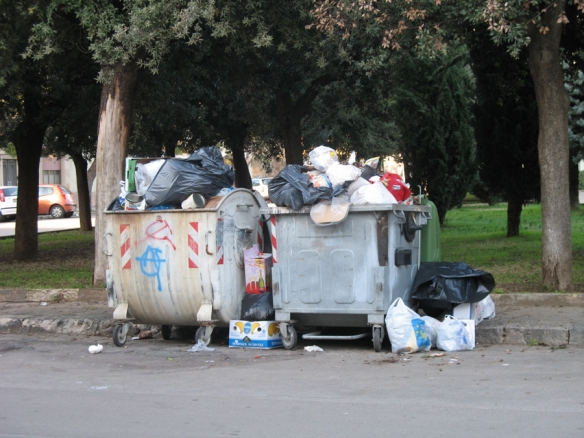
<box><xmin>139</xmin><ymin>217</ymin><xmax>176</xmax><ymax>250</ymax></box>
<box><xmin>134</xmin><ymin>216</ymin><xmax>176</xmax><ymax>291</ymax></box>
<box><xmin>136</xmin><ymin>245</ymin><xmax>166</xmax><ymax>291</ymax></box>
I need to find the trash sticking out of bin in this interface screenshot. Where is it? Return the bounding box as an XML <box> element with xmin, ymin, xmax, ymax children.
<box><xmin>228</xmin><ymin>320</ymin><xmax>283</xmax><ymax>349</ymax></box>
<box><xmin>412</xmin><ymin>262</ymin><xmax>495</xmax><ymax>316</ymax></box>
<box><xmin>145</xmin><ymin>146</ymin><xmax>234</xmax><ymax>207</ymax></box>
<box><xmin>268</xmin><ymin>164</ymin><xmax>343</xmax><ymax>211</ymax></box>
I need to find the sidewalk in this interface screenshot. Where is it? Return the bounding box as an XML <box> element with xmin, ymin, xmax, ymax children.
<box><xmin>0</xmin><ymin>289</ymin><xmax>583</xmax><ymax>347</ymax></box>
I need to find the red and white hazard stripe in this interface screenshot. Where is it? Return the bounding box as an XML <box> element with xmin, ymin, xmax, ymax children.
<box><xmin>257</xmin><ymin>220</ymin><xmax>263</xmax><ymax>252</ymax></box>
<box><xmin>270</xmin><ymin>216</ymin><xmax>277</xmax><ymax>264</ymax></box>
<box><xmin>120</xmin><ymin>224</ymin><xmax>131</xmax><ymax>269</ymax></box>
<box><xmin>188</xmin><ymin>222</ymin><xmax>199</xmax><ymax>268</ymax></box>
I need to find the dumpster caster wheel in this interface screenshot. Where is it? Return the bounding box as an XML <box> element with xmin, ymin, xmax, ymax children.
<box><xmin>161</xmin><ymin>325</ymin><xmax>171</xmax><ymax>340</ymax></box>
<box><xmin>282</xmin><ymin>326</ymin><xmax>297</xmax><ymax>350</ymax></box>
<box><xmin>373</xmin><ymin>327</ymin><xmax>383</xmax><ymax>352</ymax></box>
<box><xmin>195</xmin><ymin>326</ymin><xmax>211</xmax><ymax>346</ymax></box>
<box><xmin>113</xmin><ymin>324</ymin><xmax>127</xmax><ymax>347</ymax></box>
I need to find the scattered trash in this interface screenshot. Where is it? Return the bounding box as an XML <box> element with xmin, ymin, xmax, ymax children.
<box><xmin>131</xmin><ymin>336</ymin><xmax>140</xmax><ymax>340</ymax></box>
<box><xmin>449</xmin><ymin>358</ymin><xmax>458</xmax><ymax>363</ymax></box>
<box><xmin>88</xmin><ymin>344</ymin><xmax>103</xmax><ymax>354</ymax></box>
<box><xmin>502</xmin><ymin>363</ymin><xmax>509</xmax><ymax>366</ymax></box>
<box><xmin>188</xmin><ymin>339</ymin><xmax>215</xmax><ymax>352</ymax></box>
<box><xmin>168</xmin><ymin>357</ymin><xmax>174</xmax><ymax>361</ymax></box>
<box><xmin>304</xmin><ymin>345</ymin><xmax>324</xmax><ymax>352</ymax></box>
<box><xmin>40</xmin><ymin>302</ymin><xmax>47</xmax><ymax>306</ymax></box>
<box><xmin>89</xmin><ymin>386</ymin><xmax>107</xmax><ymax>390</ymax></box>
<box><xmin>205</xmin><ymin>360</ymin><xmax>215</xmax><ymax>363</ymax></box>
<box><xmin>431</xmin><ymin>352</ymin><xmax>446</xmax><ymax>357</ymax></box>
<box><xmin>138</xmin><ymin>330</ymin><xmax>153</xmax><ymax>339</ymax></box>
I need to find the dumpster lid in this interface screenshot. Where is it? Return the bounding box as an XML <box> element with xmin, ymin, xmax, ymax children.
<box><xmin>260</xmin><ymin>203</ymin><xmax>431</xmax><ymax>215</ymax></box>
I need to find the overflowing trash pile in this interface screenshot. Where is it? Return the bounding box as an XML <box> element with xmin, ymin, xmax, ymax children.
<box><xmin>268</xmin><ymin>145</ymin><xmax>414</xmax><ymax>212</ymax></box>
<box><xmin>108</xmin><ymin>146</ymin><xmax>235</xmax><ymax>211</ymax></box>
<box><xmin>385</xmin><ymin>263</ymin><xmax>497</xmax><ymax>353</ymax></box>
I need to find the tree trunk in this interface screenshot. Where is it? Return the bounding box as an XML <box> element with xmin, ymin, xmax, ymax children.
<box><xmin>71</xmin><ymin>152</ymin><xmax>92</xmax><ymax>231</ymax></box>
<box><xmin>276</xmin><ymin>92</ymin><xmax>304</xmax><ymax>165</ymax></box>
<box><xmin>228</xmin><ymin>126</ymin><xmax>252</xmax><ymax>189</ymax></box>
<box><xmin>87</xmin><ymin>158</ymin><xmax>97</xmax><ymax>211</ymax></box>
<box><xmin>276</xmin><ymin>75</ymin><xmax>336</xmax><ymax>165</ymax></box>
<box><xmin>93</xmin><ymin>62</ymin><xmax>139</xmax><ymax>286</ymax></box>
<box><xmin>527</xmin><ymin>1</ymin><xmax>573</xmax><ymax>291</ymax></box>
<box><xmin>12</xmin><ymin>117</ymin><xmax>45</xmax><ymax>260</ymax></box>
<box><xmin>569</xmin><ymin>148</ymin><xmax>579</xmax><ymax>210</ymax></box>
<box><xmin>506</xmin><ymin>195</ymin><xmax>523</xmax><ymax>237</ymax></box>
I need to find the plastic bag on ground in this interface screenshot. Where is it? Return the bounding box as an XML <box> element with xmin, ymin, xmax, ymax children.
<box><xmin>309</xmin><ymin>145</ymin><xmax>338</xmax><ymax>172</ymax></box>
<box><xmin>421</xmin><ymin>315</ymin><xmax>442</xmax><ymax>348</ymax></box>
<box><xmin>145</xmin><ymin>146</ymin><xmax>234</xmax><ymax>207</ymax></box>
<box><xmin>350</xmin><ymin>181</ymin><xmax>398</xmax><ymax>205</ymax></box>
<box><xmin>385</xmin><ymin>298</ymin><xmax>432</xmax><ymax>353</ymax></box>
<box><xmin>480</xmin><ymin>295</ymin><xmax>496</xmax><ymax>319</ymax></box>
<box><xmin>188</xmin><ymin>339</ymin><xmax>215</xmax><ymax>352</ymax></box>
<box><xmin>241</xmin><ymin>292</ymin><xmax>275</xmax><ymax>321</ymax></box>
<box><xmin>437</xmin><ymin>315</ymin><xmax>475</xmax><ymax>351</ymax></box>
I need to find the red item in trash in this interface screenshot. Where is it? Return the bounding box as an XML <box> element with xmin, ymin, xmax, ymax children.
<box><xmin>380</xmin><ymin>173</ymin><xmax>411</xmax><ymax>202</ymax></box>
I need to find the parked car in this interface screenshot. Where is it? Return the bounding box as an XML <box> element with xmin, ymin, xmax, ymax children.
<box><xmin>37</xmin><ymin>184</ymin><xmax>77</xmax><ymax>218</ymax></box>
<box><xmin>0</xmin><ymin>186</ymin><xmax>17</xmax><ymax>222</ymax></box>
<box><xmin>252</xmin><ymin>178</ymin><xmax>271</xmax><ymax>199</ymax></box>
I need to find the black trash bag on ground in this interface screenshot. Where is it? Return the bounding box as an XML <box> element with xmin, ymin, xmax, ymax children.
<box><xmin>268</xmin><ymin>164</ymin><xmax>344</xmax><ymax>210</ymax></box>
<box><xmin>240</xmin><ymin>292</ymin><xmax>275</xmax><ymax>321</ymax></box>
<box><xmin>144</xmin><ymin>146</ymin><xmax>234</xmax><ymax>207</ymax></box>
<box><xmin>412</xmin><ymin>262</ymin><xmax>496</xmax><ymax>311</ymax></box>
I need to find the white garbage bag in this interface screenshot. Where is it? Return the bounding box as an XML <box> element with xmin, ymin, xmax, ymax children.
<box><xmin>385</xmin><ymin>298</ymin><xmax>432</xmax><ymax>353</ymax></box>
<box><xmin>309</xmin><ymin>146</ymin><xmax>338</xmax><ymax>172</ymax></box>
<box><xmin>350</xmin><ymin>181</ymin><xmax>397</xmax><ymax>205</ymax></box>
<box><xmin>421</xmin><ymin>315</ymin><xmax>442</xmax><ymax>348</ymax></box>
<box><xmin>480</xmin><ymin>295</ymin><xmax>496</xmax><ymax>319</ymax></box>
<box><xmin>437</xmin><ymin>315</ymin><xmax>475</xmax><ymax>351</ymax></box>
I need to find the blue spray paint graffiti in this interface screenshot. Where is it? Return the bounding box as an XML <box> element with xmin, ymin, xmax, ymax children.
<box><xmin>136</xmin><ymin>245</ymin><xmax>166</xmax><ymax>291</ymax></box>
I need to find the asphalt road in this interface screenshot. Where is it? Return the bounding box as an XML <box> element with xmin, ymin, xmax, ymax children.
<box><xmin>0</xmin><ymin>215</ymin><xmax>95</xmax><ymax>238</ymax></box>
<box><xmin>0</xmin><ymin>333</ymin><xmax>582</xmax><ymax>437</ymax></box>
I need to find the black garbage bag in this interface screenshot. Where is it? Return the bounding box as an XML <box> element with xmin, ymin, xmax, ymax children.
<box><xmin>240</xmin><ymin>292</ymin><xmax>275</xmax><ymax>321</ymax></box>
<box><xmin>144</xmin><ymin>146</ymin><xmax>234</xmax><ymax>207</ymax></box>
<box><xmin>268</xmin><ymin>164</ymin><xmax>344</xmax><ymax>210</ymax></box>
<box><xmin>412</xmin><ymin>262</ymin><xmax>496</xmax><ymax>311</ymax></box>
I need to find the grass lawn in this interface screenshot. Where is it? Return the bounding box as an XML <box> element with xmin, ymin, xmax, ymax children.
<box><xmin>441</xmin><ymin>203</ymin><xmax>584</xmax><ymax>292</ymax></box>
<box><xmin>0</xmin><ymin>202</ymin><xmax>582</xmax><ymax>291</ymax></box>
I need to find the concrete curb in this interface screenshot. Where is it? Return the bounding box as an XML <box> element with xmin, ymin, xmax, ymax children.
<box><xmin>0</xmin><ymin>289</ymin><xmax>107</xmax><ymax>303</ymax></box>
<box><xmin>1</xmin><ymin>291</ymin><xmax>582</xmax><ymax>347</ymax></box>
<box><xmin>2</xmin><ymin>290</ymin><xmax>582</xmax><ymax>306</ymax></box>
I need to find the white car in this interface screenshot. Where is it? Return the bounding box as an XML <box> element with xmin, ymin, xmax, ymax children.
<box><xmin>0</xmin><ymin>186</ymin><xmax>17</xmax><ymax>221</ymax></box>
<box><xmin>252</xmin><ymin>178</ymin><xmax>271</xmax><ymax>199</ymax></box>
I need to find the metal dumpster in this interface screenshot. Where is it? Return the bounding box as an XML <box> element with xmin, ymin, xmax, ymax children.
<box><xmin>104</xmin><ymin>189</ymin><xmax>268</xmax><ymax>346</ymax></box>
<box><xmin>261</xmin><ymin>202</ymin><xmax>432</xmax><ymax>351</ymax></box>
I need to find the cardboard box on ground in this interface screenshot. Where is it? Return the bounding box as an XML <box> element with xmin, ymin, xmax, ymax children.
<box><xmin>228</xmin><ymin>320</ymin><xmax>283</xmax><ymax>349</ymax></box>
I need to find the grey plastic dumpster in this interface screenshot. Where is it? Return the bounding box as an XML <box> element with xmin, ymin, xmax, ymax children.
<box><xmin>103</xmin><ymin>189</ymin><xmax>268</xmax><ymax>347</ymax></box>
<box><xmin>261</xmin><ymin>202</ymin><xmax>431</xmax><ymax>351</ymax></box>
